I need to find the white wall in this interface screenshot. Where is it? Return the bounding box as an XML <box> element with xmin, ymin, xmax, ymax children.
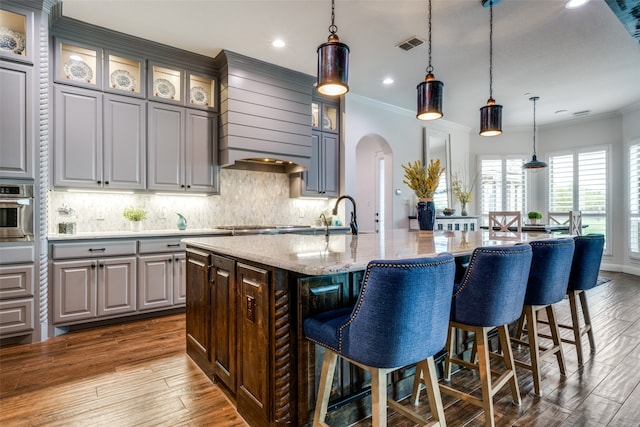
<box><xmin>344</xmin><ymin>94</ymin><xmax>471</xmax><ymax>229</ymax></box>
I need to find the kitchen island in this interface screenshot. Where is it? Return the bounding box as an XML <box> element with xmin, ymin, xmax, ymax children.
<box><xmin>182</xmin><ymin>229</ymin><xmax>551</xmax><ymax>427</ymax></box>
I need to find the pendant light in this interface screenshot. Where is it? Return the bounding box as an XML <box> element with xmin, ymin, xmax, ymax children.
<box><xmin>479</xmin><ymin>0</ymin><xmax>502</xmax><ymax>136</ymax></box>
<box><xmin>416</xmin><ymin>0</ymin><xmax>444</xmax><ymax>120</ymax></box>
<box><xmin>523</xmin><ymin>96</ymin><xmax>548</xmax><ymax>170</ymax></box>
<box><xmin>317</xmin><ymin>0</ymin><xmax>350</xmax><ymax>96</ymax></box>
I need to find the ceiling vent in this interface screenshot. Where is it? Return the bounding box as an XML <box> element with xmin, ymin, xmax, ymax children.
<box><xmin>573</xmin><ymin>110</ymin><xmax>591</xmax><ymax>117</ymax></box>
<box><xmin>397</xmin><ymin>36</ymin><xmax>425</xmax><ymax>51</ymax></box>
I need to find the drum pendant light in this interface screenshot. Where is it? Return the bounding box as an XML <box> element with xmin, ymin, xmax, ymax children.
<box><xmin>479</xmin><ymin>0</ymin><xmax>503</xmax><ymax>136</ymax></box>
<box><xmin>317</xmin><ymin>0</ymin><xmax>350</xmax><ymax>96</ymax></box>
<box><xmin>417</xmin><ymin>0</ymin><xmax>443</xmax><ymax>120</ymax></box>
<box><xmin>523</xmin><ymin>96</ymin><xmax>548</xmax><ymax>170</ymax></box>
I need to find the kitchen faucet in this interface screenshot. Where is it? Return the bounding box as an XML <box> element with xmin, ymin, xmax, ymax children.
<box><xmin>332</xmin><ymin>195</ymin><xmax>358</xmax><ymax>235</ymax></box>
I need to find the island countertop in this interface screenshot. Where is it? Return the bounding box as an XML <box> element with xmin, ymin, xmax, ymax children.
<box><xmin>182</xmin><ymin>229</ymin><xmax>551</xmax><ymax>276</ymax></box>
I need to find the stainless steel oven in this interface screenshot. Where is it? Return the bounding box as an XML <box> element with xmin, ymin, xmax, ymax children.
<box><xmin>0</xmin><ymin>184</ymin><xmax>34</xmax><ymax>241</ymax></box>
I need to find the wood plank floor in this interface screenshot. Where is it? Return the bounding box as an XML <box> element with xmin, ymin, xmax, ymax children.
<box><xmin>1</xmin><ymin>272</ymin><xmax>638</xmax><ymax>426</ymax></box>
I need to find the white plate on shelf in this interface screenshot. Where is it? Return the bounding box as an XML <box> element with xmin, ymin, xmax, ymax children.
<box><xmin>64</xmin><ymin>59</ymin><xmax>94</xmax><ymax>82</ymax></box>
<box><xmin>190</xmin><ymin>86</ymin><xmax>209</xmax><ymax>106</ymax></box>
<box><xmin>153</xmin><ymin>78</ymin><xmax>176</xmax><ymax>99</ymax></box>
<box><xmin>110</xmin><ymin>69</ymin><xmax>137</xmax><ymax>91</ymax></box>
<box><xmin>0</xmin><ymin>27</ymin><xmax>25</xmax><ymax>55</ymax></box>
<box><xmin>323</xmin><ymin>115</ymin><xmax>332</xmax><ymax>129</ymax></box>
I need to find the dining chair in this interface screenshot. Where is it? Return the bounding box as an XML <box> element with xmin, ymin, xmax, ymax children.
<box><xmin>510</xmin><ymin>238</ymin><xmax>575</xmax><ymax>396</ymax></box>
<box><xmin>488</xmin><ymin>211</ymin><xmax>522</xmax><ymax>233</ymax></box>
<box><xmin>431</xmin><ymin>245</ymin><xmax>532</xmax><ymax>427</ymax></box>
<box><xmin>558</xmin><ymin>234</ymin><xmax>605</xmax><ymax>365</ymax></box>
<box><xmin>304</xmin><ymin>254</ymin><xmax>456</xmax><ymax>427</ymax></box>
<box><xmin>548</xmin><ymin>210</ymin><xmax>582</xmax><ymax>235</ymax></box>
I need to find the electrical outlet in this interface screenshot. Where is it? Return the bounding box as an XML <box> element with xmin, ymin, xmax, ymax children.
<box><xmin>160</xmin><ymin>207</ymin><xmax>168</xmax><ymax>219</ymax></box>
<box><xmin>96</xmin><ymin>208</ymin><xmax>105</xmax><ymax>220</ymax></box>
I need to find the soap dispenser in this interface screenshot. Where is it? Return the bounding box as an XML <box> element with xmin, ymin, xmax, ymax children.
<box><xmin>176</xmin><ymin>213</ymin><xmax>187</xmax><ymax>230</ymax></box>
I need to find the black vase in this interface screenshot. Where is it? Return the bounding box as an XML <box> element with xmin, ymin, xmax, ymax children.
<box><xmin>417</xmin><ymin>200</ymin><xmax>436</xmax><ymax>231</ymax></box>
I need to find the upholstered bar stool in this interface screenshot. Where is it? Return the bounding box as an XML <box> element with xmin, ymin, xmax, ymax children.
<box><xmin>304</xmin><ymin>255</ymin><xmax>456</xmax><ymax>427</ymax></box>
<box><xmin>559</xmin><ymin>234</ymin><xmax>605</xmax><ymax>366</ymax></box>
<box><xmin>432</xmin><ymin>245</ymin><xmax>532</xmax><ymax>427</ymax></box>
<box><xmin>510</xmin><ymin>238</ymin><xmax>575</xmax><ymax>396</ymax></box>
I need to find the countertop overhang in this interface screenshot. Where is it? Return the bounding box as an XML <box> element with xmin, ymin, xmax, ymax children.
<box><xmin>183</xmin><ymin>229</ymin><xmax>553</xmax><ymax>276</ymax></box>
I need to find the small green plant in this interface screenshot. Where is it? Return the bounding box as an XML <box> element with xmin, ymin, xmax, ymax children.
<box><xmin>122</xmin><ymin>206</ymin><xmax>148</xmax><ymax>222</ymax></box>
<box><xmin>527</xmin><ymin>211</ymin><xmax>542</xmax><ymax>220</ymax></box>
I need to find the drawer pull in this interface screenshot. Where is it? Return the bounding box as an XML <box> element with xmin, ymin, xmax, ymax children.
<box><xmin>89</xmin><ymin>248</ymin><xmax>106</xmax><ymax>252</ymax></box>
<box><xmin>167</xmin><ymin>243</ymin><xmax>181</xmax><ymax>248</ymax></box>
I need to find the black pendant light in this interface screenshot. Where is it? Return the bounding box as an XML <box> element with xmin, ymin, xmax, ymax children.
<box><xmin>416</xmin><ymin>0</ymin><xmax>443</xmax><ymax>120</ymax></box>
<box><xmin>523</xmin><ymin>96</ymin><xmax>548</xmax><ymax>170</ymax></box>
<box><xmin>479</xmin><ymin>0</ymin><xmax>502</xmax><ymax>136</ymax></box>
<box><xmin>317</xmin><ymin>0</ymin><xmax>350</xmax><ymax>96</ymax></box>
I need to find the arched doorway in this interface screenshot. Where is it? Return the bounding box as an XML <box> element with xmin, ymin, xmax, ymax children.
<box><xmin>355</xmin><ymin>134</ymin><xmax>393</xmax><ymax>233</ymax></box>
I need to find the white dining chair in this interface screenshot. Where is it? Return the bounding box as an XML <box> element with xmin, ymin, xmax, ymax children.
<box><xmin>488</xmin><ymin>211</ymin><xmax>522</xmax><ymax>233</ymax></box>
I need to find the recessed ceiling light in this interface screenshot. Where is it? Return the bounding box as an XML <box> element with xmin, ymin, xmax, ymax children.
<box><xmin>565</xmin><ymin>0</ymin><xmax>589</xmax><ymax>9</ymax></box>
<box><xmin>382</xmin><ymin>77</ymin><xmax>394</xmax><ymax>85</ymax></box>
<box><xmin>272</xmin><ymin>39</ymin><xmax>285</xmax><ymax>48</ymax></box>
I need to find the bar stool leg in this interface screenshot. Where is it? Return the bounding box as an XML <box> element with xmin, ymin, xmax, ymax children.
<box><xmin>568</xmin><ymin>291</ymin><xmax>585</xmax><ymax>365</ymax></box>
<box><xmin>497</xmin><ymin>324</ymin><xmax>521</xmax><ymax>405</ymax></box>
<box><xmin>313</xmin><ymin>350</ymin><xmax>338</xmax><ymax>427</ymax></box>
<box><xmin>443</xmin><ymin>324</ymin><xmax>455</xmax><ymax>381</ymax></box>
<box><xmin>546</xmin><ymin>305</ymin><xmax>566</xmax><ymax>375</ymax></box>
<box><xmin>579</xmin><ymin>290</ymin><xmax>596</xmax><ymax>352</ymax></box>
<box><xmin>371</xmin><ymin>368</ymin><xmax>387</xmax><ymax>427</ymax></box>
<box><xmin>476</xmin><ymin>327</ymin><xmax>495</xmax><ymax>427</ymax></box>
<box><xmin>523</xmin><ymin>306</ymin><xmax>542</xmax><ymax>396</ymax></box>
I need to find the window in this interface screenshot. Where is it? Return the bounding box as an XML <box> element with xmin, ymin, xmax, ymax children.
<box><xmin>548</xmin><ymin>147</ymin><xmax>609</xmax><ymax>253</ymax></box>
<box><xmin>479</xmin><ymin>157</ymin><xmax>527</xmax><ymax>225</ymax></box>
<box><xmin>630</xmin><ymin>141</ymin><xmax>640</xmax><ymax>258</ymax></box>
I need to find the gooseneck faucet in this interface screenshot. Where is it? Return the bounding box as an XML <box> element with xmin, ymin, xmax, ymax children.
<box><xmin>332</xmin><ymin>195</ymin><xmax>358</xmax><ymax>235</ymax></box>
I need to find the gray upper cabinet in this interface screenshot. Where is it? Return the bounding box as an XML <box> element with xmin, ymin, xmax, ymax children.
<box><xmin>292</xmin><ymin>131</ymin><xmax>339</xmax><ymax>197</ymax></box>
<box><xmin>104</xmin><ymin>50</ymin><xmax>146</xmax><ymax>98</ymax></box>
<box><xmin>54</xmin><ymin>39</ymin><xmax>102</xmax><ymax>91</ymax></box>
<box><xmin>54</xmin><ymin>86</ymin><xmax>146</xmax><ymax>189</ymax></box>
<box><xmin>0</xmin><ymin>62</ymin><xmax>34</xmax><ymax>179</ymax></box>
<box><xmin>148</xmin><ymin>62</ymin><xmax>184</xmax><ymax>106</ymax></box>
<box><xmin>0</xmin><ymin>6</ymin><xmax>35</xmax><ymax>65</ymax></box>
<box><xmin>148</xmin><ymin>102</ymin><xmax>217</xmax><ymax>193</ymax></box>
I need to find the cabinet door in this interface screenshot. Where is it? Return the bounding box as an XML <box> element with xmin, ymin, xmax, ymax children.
<box><xmin>237</xmin><ymin>263</ymin><xmax>270</xmax><ymax>424</ymax></box>
<box><xmin>97</xmin><ymin>256</ymin><xmax>136</xmax><ymax>317</ymax></box>
<box><xmin>185</xmin><ymin>249</ymin><xmax>211</xmax><ymax>370</ymax></box>
<box><xmin>186</xmin><ymin>109</ymin><xmax>217</xmax><ymax>193</ymax></box>
<box><xmin>0</xmin><ymin>263</ymin><xmax>34</xmax><ymax>299</ymax></box>
<box><xmin>0</xmin><ymin>63</ymin><xmax>33</xmax><ymax>179</ymax></box>
<box><xmin>321</xmin><ymin>132</ymin><xmax>339</xmax><ymax>197</ymax></box>
<box><xmin>0</xmin><ymin>298</ymin><xmax>34</xmax><ymax>337</ymax></box>
<box><xmin>147</xmin><ymin>102</ymin><xmax>185</xmax><ymax>191</ymax></box>
<box><xmin>103</xmin><ymin>94</ymin><xmax>146</xmax><ymax>189</ymax></box>
<box><xmin>211</xmin><ymin>255</ymin><xmax>237</xmax><ymax>392</ymax></box>
<box><xmin>303</xmin><ymin>132</ymin><xmax>321</xmax><ymax>195</ymax></box>
<box><xmin>137</xmin><ymin>254</ymin><xmax>172</xmax><ymax>311</ymax></box>
<box><xmin>173</xmin><ymin>253</ymin><xmax>186</xmax><ymax>306</ymax></box>
<box><xmin>54</xmin><ymin>85</ymin><xmax>103</xmax><ymax>188</ymax></box>
<box><xmin>52</xmin><ymin>259</ymin><xmax>97</xmax><ymax>324</ymax></box>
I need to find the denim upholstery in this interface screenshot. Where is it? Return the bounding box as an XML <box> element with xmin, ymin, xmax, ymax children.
<box><xmin>568</xmin><ymin>234</ymin><xmax>605</xmax><ymax>291</ymax></box>
<box><xmin>304</xmin><ymin>254</ymin><xmax>456</xmax><ymax>369</ymax></box>
<box><xmin>451</xmin><ymin>245</ymin><xmax>532</xmax><ymax>327</ymax></box>
<box><xmin>524</xmin><ymin>238</ymin><xmax>575</xmax><ymax>305</ymax></box>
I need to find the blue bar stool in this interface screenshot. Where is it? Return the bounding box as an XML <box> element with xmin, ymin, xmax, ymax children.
<box><xmin>304</xmin><ymin>255</ymin><xmax>456</xmax><ymax>427</ymax></box>
<box><xmin>560</xmin><ymin>234</ymin><xmax>605</xmax><ymax>366</ymax></box>
<box><xmin>510</xmin><ymin>238</ymin><xmax>575</xmax><ymax>396</ymax></box>
<box><xmin>433</xmin><ymin>245</ymin><xmax>532</xmax><ymax>427</ymax></box>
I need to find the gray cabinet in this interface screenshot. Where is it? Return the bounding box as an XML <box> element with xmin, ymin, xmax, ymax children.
<box><xmin>148</xmin><ymin>102</ymin><xmax>218</xmax><ymax>193</ymax></box>
<box><xmin>54</xmin><ymin>86</ymin><xmax>146</xmax><ymax>190</ymax></box>
<box><xmin>0</xmin><ymin>6</ymin><xmax>36</xmax><ymax>65</ymax></box>
<box><xmin>0</xmin><ymin>261</ymin><xmax>35</xmax><ymax>337</ymax></box>
<box><xmin>291</xmin><ymin>131</ymin><xmax>339</xmax><ymax>197</ymax></box>
<box><xmin>0</xmin><ymin>62</ymin><xmax>34</xmax><ymax>179</ymax></box>
<box><xmin>50</xmin><ymin>240</ymin><xmax>137</xmax><ymax>325</ymax></box>
<box><xmin>137</xmin><ymin>238</ymin><xmax>187</xmax><ymax>310</ymax></box>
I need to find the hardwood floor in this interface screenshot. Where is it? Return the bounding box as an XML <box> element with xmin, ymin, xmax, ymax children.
<box><xmin>1</xmin><ymin>272</ymin><xmax>638</xmax><ymax>426</ymax></box>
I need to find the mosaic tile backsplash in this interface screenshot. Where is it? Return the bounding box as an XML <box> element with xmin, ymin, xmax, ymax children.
<box><xmin>49</xmin><ymin>169</ymin><xmax>333</xmax><ymax>234</ymax></box>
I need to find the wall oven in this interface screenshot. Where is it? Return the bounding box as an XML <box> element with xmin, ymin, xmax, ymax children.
<box><xmin>0</xmin><ymin>184</ymin><xmax>34</xmax><ymax>241</ymax></box>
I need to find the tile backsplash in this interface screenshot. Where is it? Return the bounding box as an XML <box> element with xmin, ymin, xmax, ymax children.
<box><xmin>49</xmin><ymin>169</ymin><xmax>332</xmax><ymax>234</ymax></box>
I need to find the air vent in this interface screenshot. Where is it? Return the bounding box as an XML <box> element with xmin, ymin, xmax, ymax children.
<box><xmin>573</xmin><ymin>110</ymin><xmax>591</xmax><ymax>117</ymax></box>
<box><xmin>397</xmin><ymin>36</ymin><xmax>425</xmax><ymax>51</ymax></box>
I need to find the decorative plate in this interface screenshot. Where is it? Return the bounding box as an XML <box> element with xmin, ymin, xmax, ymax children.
<box><xmin>323</xmin><ymin>115</ymin><xmax>332</xmax><ymax>129</ymax></box>
<box><xmin>190</xmin><ymin>86</ymin><xmax>209</xmax><ymax>106</ymax></box>
<box><xmin>110</xmin><ymin>69</ymin><xmax>137</xmax><ymax>91</ymax></box>
<box><xmin>0</xmin><ymin>27</ymin><xmax>26</xmax><ymax>55</ymax></box>
<box><xmin>153</xmin><ymin>78</ymin><xmax>176</xmax><ymax>99</ymax></box>
<box><xmin>64</xmin><ymin>59</ymin><xmax>94</xmax><ymax>82</ymax></box>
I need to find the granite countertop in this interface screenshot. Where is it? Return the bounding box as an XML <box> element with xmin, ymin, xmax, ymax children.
<box><xmin>47</xmin><ymin>228</ymin><xmax>231</xmax><ymax>241</ymax></box>
<box><xmin>183</xmin><ymin>229</ymin><xmax>551</xmax><ymax>276</ymax></box>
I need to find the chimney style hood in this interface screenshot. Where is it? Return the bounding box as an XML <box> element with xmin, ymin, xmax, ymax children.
<box><xmin>216</xmin><ymin>51</ymin><xmax>315</xmax><ymax>173</ymax></box>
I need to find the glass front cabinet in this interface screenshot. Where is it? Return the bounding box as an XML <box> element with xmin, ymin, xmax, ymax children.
<box><xmin>105</xmin><ymin>51</ymin><xmax>145</xmax><ymax>98</ymax></box>
<box><xmin>0</xmin><ymin>6</ymin><xmax>35</xmax><ymax>64</ymax></box>
<box><xmin>54</xmin><ymin>40</ymin><xmax>101</xmax><ymax>89</ymax></box>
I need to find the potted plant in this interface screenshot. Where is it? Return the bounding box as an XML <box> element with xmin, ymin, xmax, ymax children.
<box><xmin>527</xmin><ymin>211</ymin><xmax>542</xmax><ymax>225</ymax></box>
<box><xmin>451</xmin><ymin>172</ymin><xmax>477</xmax><ymax>216</ymax></box>
<box><xmin>402</xmin><ymin>159</ymin><xmax>444</xmax><ymax>230</ymax></box>
<box><xmin>123</xmin><ymin>206</ymin><xmax>148</xmax><ymax>232</ymax></box>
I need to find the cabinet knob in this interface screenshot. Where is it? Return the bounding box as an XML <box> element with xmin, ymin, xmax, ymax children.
<box><xmin>99</xmin><ymin>263</ymin><xmax>105</xmax><ymax>268</ymax></box>
<box><xmin>186</xmin><ymin>185</ymin><xmax>191</xmax><ymax>189</ymax></box>
<box><xmin>97</xmin><ymin>180</ymin><xmax>102</xmax><ymax>184</ymax></box>
<box><xmin>181</xmin><ymin>184</ymin><xmax>185</xmax><ymax>188</ymax></box>
<box><xmin>104</xmin><ymin>181</ymin><xmax>109</xmax><ymax>185</ymax></box>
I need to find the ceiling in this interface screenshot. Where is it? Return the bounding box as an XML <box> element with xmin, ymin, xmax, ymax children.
<box><xmin>61</xmin><ymin>0</ymin><xmax>640</xmax><ymax>131</ymax></box>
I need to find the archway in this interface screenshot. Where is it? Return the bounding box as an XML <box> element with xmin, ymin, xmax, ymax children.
<box><xmin>355</xmin><ymin>134</ymin><xmax>393</xmax><ymax>233</ymax></box>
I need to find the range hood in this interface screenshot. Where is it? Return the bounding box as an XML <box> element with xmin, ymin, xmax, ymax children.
<box><xmin>216</xmin><ymin>51</ymin><xmax>315</xmax><ymax>173</ymax></box>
